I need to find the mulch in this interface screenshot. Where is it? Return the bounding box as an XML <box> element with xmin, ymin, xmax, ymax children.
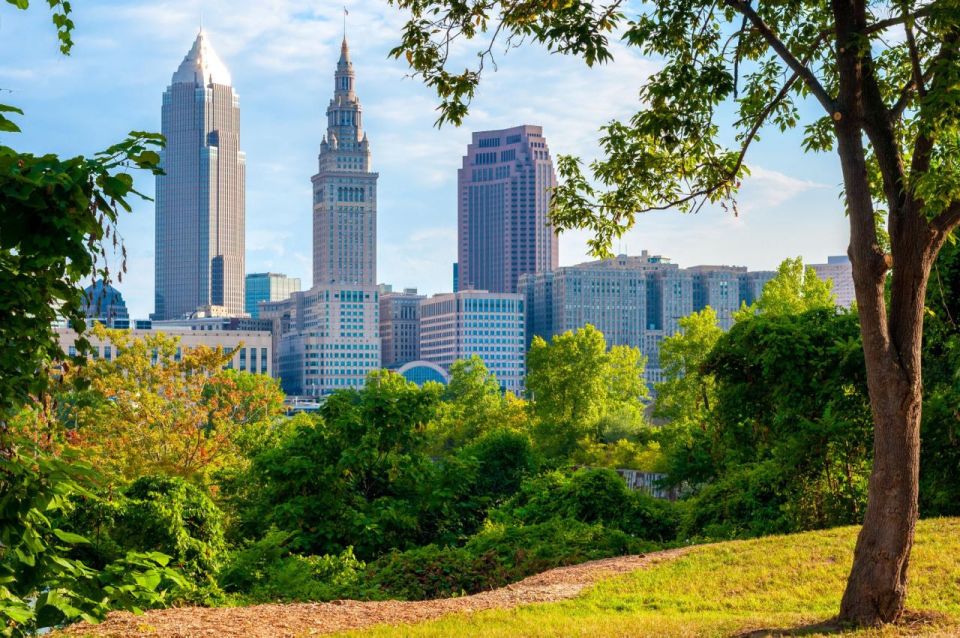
<box><xmin>58</xmin><ymin>547</ymin><xmax>691</xmax><ymax>637</ymax></box>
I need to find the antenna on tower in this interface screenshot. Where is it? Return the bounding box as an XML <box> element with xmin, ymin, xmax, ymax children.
<box><xmin>343</xmin><ymin>5</ymin><xmax>349</xmax><ymax>39</ymax></box>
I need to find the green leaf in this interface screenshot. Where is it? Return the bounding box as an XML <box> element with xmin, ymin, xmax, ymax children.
<box><xmin>53</xmin><ymin>528</ymin><xmax>91</xmax><ymax>544</ymax></box>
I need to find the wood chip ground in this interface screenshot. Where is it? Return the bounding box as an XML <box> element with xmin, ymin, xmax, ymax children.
<box><xmin>59</xmin><ymin>548</ymin><xmax>691</xmax><ymax>637</ymax></box>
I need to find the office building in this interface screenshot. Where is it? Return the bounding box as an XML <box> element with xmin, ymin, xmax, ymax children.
<box><xmin>262</xmin><ymin>38</ymin><xmax>381</xmax><ymax>397</ymax></box>
<box><xmin>419</xmin><ymin>290</ymin><xmax>525</xmax><ymax>394</ymax></box>
<box><xmin>56</xmin><ymin>325</ymin><xmax>272</xmax><ymax>376</ymax></box>
<box><xmin>379</xmin><ymin>286</ymin><xmax>423</xmax><ymax>368</ymax></box>
<box><xmin>245</xmin><ymin>273</ymin><xmax>301</xmax><ymax>318</ymax></box>
<box><xmin>154</xmin><ymin>30</ymin><xmax>246</xmax><ymax>320</ymax></box>
<box><xmin>520</xmin><ymin>252</ymin><xmax>776</xmax><ymax>385</ymax></box>
<box><xmin>811</xmin><ymin>255</ymin><xmax>855</xmax><ymax>307</ymax></box>
<box><xmin>457</xmin><ymin>125</ymin><xmax>558</xmax><ymax>294</ymax></box>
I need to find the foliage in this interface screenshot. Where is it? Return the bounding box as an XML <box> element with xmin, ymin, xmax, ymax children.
<box><xmin>0</xmin><ymin>0</ymin><xmax>161</xmax><ymax>419</ymax></box>
<box><xmin>113</xmin><ymin>476</ymin><xmax>227</xmax><ymax>588</ymax></box>
<box><xmin>920</xmin><ymin>240</ymin><xmax>960</xmax><ymax>516</ymax></box>
<box><xmin>526</xmin><ymin>325</ymin><xmax>648</xmax><ymax>459</ymax></box>
<box><xmin>492</xmin><ymin>469</ymin><xmax>680</xmax><ymax>542</ymax></box>
<box><xmin>673</xmin><ymin>309</ymin><xmax>872</xmax><ymax>537</ymax></box>
<box><xmin>458</xmin><ymin>428</ymin><xmax>538</xmax><ymax>503</ymax></box>
<box><xmin>654</xmin><ymin>308</ymin><xmax>723</xmax><ymax>466</ymax></box>
<box><xmin>0</xmin><ymin>443</ymin><xmax>185</xmax><ymax>637</ymax></box>
<box><xmin>735</xmin><ymin>257</ymin><xmax>837</xmax><ymax>320</ymax></box>
<box><xmin>218</xmin><ymin>529</ymin><xmax>365</xmax><ymax>603</ymax></box>
<box><xmin>368</xmin><ymin>519</ymin><xmax>655</xmax><ymax>601</ymax></box>
<box><xmin>58</xmin><ymin>326</ymin><xmax>285</xmax><ymax>484</ymax></box>
<box><xmin>240</xmin><ymin>371</ymin><xmax>450</xmax><ymax>560</ymax></box>
<box><xmin>425</xmin><ymin>356</ymin><xmax>529</xmax><ymax>453</ymax></box>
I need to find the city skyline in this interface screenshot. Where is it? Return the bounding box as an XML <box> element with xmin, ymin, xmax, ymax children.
<box><xmin>0</xmin><ymin>0</ymin><xmax>850</xmax><ymax>320</ymax></box>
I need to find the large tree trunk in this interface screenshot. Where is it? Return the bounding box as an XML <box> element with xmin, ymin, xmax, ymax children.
<box><xmin>831</xmin><ymin>90</ymin><xmax>938</xmax><ymax>623</ymax></box>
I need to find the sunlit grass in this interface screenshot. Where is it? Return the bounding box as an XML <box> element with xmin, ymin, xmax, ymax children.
<box><xmin>336</xmin><ymin>518</ymin><xmax>960</xmax><ymax>637</ymax></box>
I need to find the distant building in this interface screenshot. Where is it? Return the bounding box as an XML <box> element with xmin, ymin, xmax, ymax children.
<box><xmin>452</xmin><ymin>262</ymin><xmax>459</xmax><ymax>292</ymax></box>
<box><xmin>457</xmin><ymin>125</ymin><xmax>558</xmax><ymax>294</ymax></box>
<box><xmin>397</xmin><ymin>360</ymin><xmax>449</xmax><ymax>386</ymax></box>
<box><xmin>379</xmin><ymin>286</ymin><xmax>423</xmax><ymax>368</ymax></box>
<box><xmin>811</xmin><ymin>255</ymin><xmax>855</xmax><ymax>307</ymax></box>
<box><xmin>245</xmin><ymin>273</ymin><xmax>301</xmax><ymax>318</ymax></box>
<box><xmin>56</xmin><ymin>326</ymin><xmax>271</xmax><ymax>376</ymax></box>
<box><xmin>419</xmin><ymin>290</ymin><xmax>525</xmax><ymax>394</ymax></box>
<box><xmin>154</xmin><ymin>30</ymin><xmax>246</xmax><ymax>320</ymax></box>
<box><xmin>82</xmin><ymin>281</ymin><xmax>130</xmax><ymax>329</ymax></box>
<box><xmin>262</xmin><ymin>38</ymin><xmax>381</xmax><ymax>398</ymax></box>
<box><xmin>520</xmin><ymin>251</ymin><xmax>776</xmax><ymax>385</ymax></box>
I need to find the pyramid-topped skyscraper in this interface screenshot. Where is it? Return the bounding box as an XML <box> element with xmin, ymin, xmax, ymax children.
<box><xmin>154</xmin><ymin>30</ymin><xmax>246</xmax><ymax>320</ymax></box>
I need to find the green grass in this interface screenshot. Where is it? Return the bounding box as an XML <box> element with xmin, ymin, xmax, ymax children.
<box><xmin>336</xmin><ymin>518</ymin><xmax>960</xmax><ymax>637</ymax></box>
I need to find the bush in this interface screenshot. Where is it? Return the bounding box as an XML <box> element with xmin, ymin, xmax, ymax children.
<box><xmin>459</xmin><ymin>428</ymin><xmax>538</xmax><ymax>502</ymax></box>
<box><xmin>219</xmin><ymin>529</ymin><xmax>366</xmax><ymax>602</ymax></box>
<box><xmin>367</xmin><ymin>519</ymin><xmax>656</xmax><ymax>600</ymax></box>
<box><xmin>492</xmin><ymin>468</ymin><xmax>681</xmax><ymax>542</ymax></box>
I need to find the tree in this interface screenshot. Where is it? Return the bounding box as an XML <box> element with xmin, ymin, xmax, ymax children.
<box><xmin>60</xmin><ymin>326</ymin><xmax>285</xmax><ymax>484</ymax></box>
<box><xmin>242</xmin><ymin>371</ymin><xmax>449</xmax><ymax>559</ymax></box>
<box><xmin>425</xmin><ymin>355</ymin><xmax>529</xmax><ymax>452</ymax></box>
<box><xmin>526</xmin><ymin>325</ymin><xmax>647</xmax><ymax>458</ymax></box>
<box><xmin>737</xmin><ymin>257</ymin><xmax>837</xmax><ymax>319</ymax></box>
<box><xmin>389</xmin><ymin>0</ymin><xmax>960</xmax><ymax>623</ymax></box>
<box><xmin>0</xmin><ymin>0</ymin><xmax>162</xmax><ymax>423</ymax></box>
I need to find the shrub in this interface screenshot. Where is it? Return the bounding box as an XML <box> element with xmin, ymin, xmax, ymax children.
<box><xmin>218</xmin><ymin>529</ymin><xmax>366</xmax><ymax>603</ymax></box>
<box><xmin>367</xmin><ymin>519</ymin><xmax>656</xmax><ymax>600</ymax></box>
<box><xmin>459</xmin><ymin>428</ymin><xmax>538</xmax><ymax>501</ymax></box>
<box><xmin>114</xmin><ymin>476</ymin><xmax>227</xmax><ymax>587</ymax></box>
<box><xmin>492</xmin><ymin>468</ymin><xmax>681</xmax><ymax>542</ymax></box>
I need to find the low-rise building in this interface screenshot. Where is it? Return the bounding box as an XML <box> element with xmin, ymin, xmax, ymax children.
<box><xmin>419</xmin><ymin>290</ymin><xmax>525</xmax><ymax>394</ymax></box>
<box><xmin>379</xmin><ymin>285</ymin><xmax>423</xmax><ymax>368</ymax></box>
<box><xmin>56</xmin><ymin>326</ymin><xmax>272</xmax><ymax>376</ymax></box>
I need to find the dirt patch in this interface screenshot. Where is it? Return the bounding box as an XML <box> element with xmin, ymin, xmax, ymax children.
<box><xmin>58</xmin><ymin>547</ymin><xmax>691</xmax><ymax>638</ymax></box>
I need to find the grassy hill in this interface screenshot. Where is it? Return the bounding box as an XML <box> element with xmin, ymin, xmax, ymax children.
<box><xmin>338</xmin><ymin>518</ymin><xmax>960</xmax><ymax>637</ymax></box>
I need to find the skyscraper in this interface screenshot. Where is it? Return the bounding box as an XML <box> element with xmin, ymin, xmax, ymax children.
<box><xmin>262</xmin><ymin>38</ymin><xmax>381</xmax><ymax>397</ymax></box>
<box><xmin>154</xmin><ymin>30</ymin><xmax>246</xmax><ymax>320</ymax></box>
<box><xmin>458</xmin><ymin>125</ymin><xmax>559</xmax><ymax>294</ymax></box>
<box><xmin>313</xmin><ymin>38</ymin><xmax>377</xmax><ymax>287</ymax></box>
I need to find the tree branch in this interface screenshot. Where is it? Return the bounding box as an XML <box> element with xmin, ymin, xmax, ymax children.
<box><xmin>864</xmin><ymin>3</ymin><xmax>940</xmax><ymax>35</ymax></box>
<box><xmin>931</xmin><ymin>201</ymin><xmax>960</xmax><ymax>235</ymax></box>
<box><xmin>724</xmin><ymin>0</ymin><xmax>835</xmax><ymax>114</ymax></box>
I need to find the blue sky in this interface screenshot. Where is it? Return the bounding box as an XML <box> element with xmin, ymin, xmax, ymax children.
<box><xmin>0</xmin><ymin>0</ymin><xmax>850</xmax><ymax>319</ymax></box>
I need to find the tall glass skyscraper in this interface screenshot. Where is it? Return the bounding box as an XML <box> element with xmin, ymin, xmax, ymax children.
<box><xmin>262</xmin><ymin>38</ymin><xmax>381</xmax><ymax>397</ymax></box>
<box><xmin>154</xmin><ymin>30</ymin><xmax>246</xmax><ymax>320</ymax></box>
<box><xmin>458</xmin><ymin>125</ymin><xmax>559</xmax><ymax>293</ymax></box>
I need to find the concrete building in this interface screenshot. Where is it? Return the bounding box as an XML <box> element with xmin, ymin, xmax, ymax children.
<box><xmin>520</xmin><ymin>252</ymin><xmax>776</xmax><ymax>386</ymax></box>
<box><xmin>82</xmin><ymin>281</ymin><xmax>130</xmax><ymax>329</ymax></box>
<box><xmin>261</xmin><ymin>38</ymin><xmax>381</xmax><ymax>397</ymax></box>
<box><xmin>56</xmin><ymin>325</ymin><xmax>272</xmax><ymax>376</ymax></box>
<box><xmin>457</xmin><ymin>125</ymin><xmax>559</xmax><ymax>294</ymax></box>
<box><xmin>811</xmin><ymin>255</ymin><xmax>856</xmax><ymax>307</ymax></box>
<box><xmin>379</xmin><ymin>286</ymin><xmax>423</xmax><ymax>368</ymax></box>
<box><xmin>154</xmin><ymin>30</ymin><xmax>246</xmax><ymax>320</ymax></box>
<box><xmin>245</xmin><ymin>273</ymin><xmax>301</xmax><ymax>318</ymax></box>
<box><xmin>419</xmin><ymin>290</ymin><xmax>525</xmax><ymax>394</ymax></box>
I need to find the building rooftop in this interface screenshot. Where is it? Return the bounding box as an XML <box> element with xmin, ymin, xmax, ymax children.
<box><xmin>172</xmin><ymin>29</ymin><xmax>232</xmax><ymax>86</ymax></box>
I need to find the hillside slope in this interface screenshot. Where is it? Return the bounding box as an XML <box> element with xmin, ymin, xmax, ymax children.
<box><xmin>64</xmin><ymin>518</ymin><xmax>960</xmax><ymax>638</ymax></box>
<box><xmin>342</xmin><ymin>518</ymin><xmax>960</xmax><ymax>638</ymax></box>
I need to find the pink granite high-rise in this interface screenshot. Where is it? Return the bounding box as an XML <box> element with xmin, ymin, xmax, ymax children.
<box><xmin>154</xmin><ymin>30</ymin><xmax>246</xmax><ymax>320</ymax></box>
<box><xmin>457</xmin><ymin>125</ymin><xmax>559</xmax><ymax>293</ymax></box>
